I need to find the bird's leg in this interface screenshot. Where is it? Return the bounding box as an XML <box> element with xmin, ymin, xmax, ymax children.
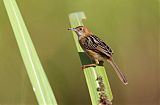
<box><xmin>81</xmin><ymin>59</ymin><xmax>99</xmax><ymax>70</ymax></box>
<box><xmin>95</xmin><ymin>59</ymin><xmax>99</xmax><ymax>65</ymax></box>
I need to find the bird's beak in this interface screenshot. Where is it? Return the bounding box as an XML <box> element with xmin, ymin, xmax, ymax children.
<box><xmin>68</xmin><ymin>28</ymin><xmax>76</xmax><ymax>31</ymax></box>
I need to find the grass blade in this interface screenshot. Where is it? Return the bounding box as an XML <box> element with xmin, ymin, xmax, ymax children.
<box><xmin>69</xmin><ymin>12</ymin><xmax>113</xmax><ymax>105</ymax></box>
<box><xmin>3</xmin><ymin>0</ymin><xmax>58</xmax><ymax>105</ymax></box>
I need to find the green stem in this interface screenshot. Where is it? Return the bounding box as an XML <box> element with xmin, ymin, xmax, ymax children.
<box><xmin>69</xmin><ymin>12</ymin><xmax>113</xmax><ymax>105</ymax></box>
<box><xmin>3</xmin><ymin>0</ymin><xmax>58</xmax><ymax>105</ymax></box>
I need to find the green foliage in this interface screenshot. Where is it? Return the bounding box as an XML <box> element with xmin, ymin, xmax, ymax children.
<box><xmin>69</xmin><ymin>12</ymin><xmax>113</xmax><ymax>105</ymax></box>
<box><xmin>3</xmin><ymin>0</ymin><xmax>58</xmax><ymax>105</ymax></box>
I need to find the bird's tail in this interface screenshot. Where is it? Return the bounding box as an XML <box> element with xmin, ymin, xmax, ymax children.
<box><xmin>107</xmin><ymin>58</ymin><xmax>128</xmax><ymax>85</ymax></box>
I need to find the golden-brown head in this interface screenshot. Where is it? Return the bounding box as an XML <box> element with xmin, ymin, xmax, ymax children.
<box><xmin>68</xmin><ymin>26</ymin><xmax>92</xmax><ymax>39</ymax></box>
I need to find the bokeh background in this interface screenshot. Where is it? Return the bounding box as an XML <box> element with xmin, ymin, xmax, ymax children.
<box><xmin>0</xmin><ymin>0</ymin><xmax>159</xmax><ymax>105</ymax></box>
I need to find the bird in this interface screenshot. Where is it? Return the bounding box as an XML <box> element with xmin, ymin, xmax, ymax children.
<box><xmin>68</xmin><ymin>26</ymin><xmax>128</xmax><ymax>85</ymax></box>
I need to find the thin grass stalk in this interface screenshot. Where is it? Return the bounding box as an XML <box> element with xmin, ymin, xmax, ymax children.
<box><xmin>3</xmin><ymin>0</ymin><xmax>58</xmax><ymax>105</ymax></box>
<box><xmin>69</xmin><ymin>12</ymin><xmax>113</xmax><ymax>105</ymax></box>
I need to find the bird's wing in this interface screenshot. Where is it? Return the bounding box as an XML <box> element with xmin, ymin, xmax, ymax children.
<box><xmin>82</xmin><ymin>35</ymin><xmax>113</xmax><ymax>58</ymax></box>
<box><xmin>96</xmin><ymin>45</ymin><xmax>112</xmax><ymax>57</ymax></box>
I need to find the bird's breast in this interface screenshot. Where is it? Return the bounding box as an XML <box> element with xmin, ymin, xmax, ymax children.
<box><xmin>85</xmin><ymin>50</ymin><xmax>104</xmax><ymax>61</ymax></box>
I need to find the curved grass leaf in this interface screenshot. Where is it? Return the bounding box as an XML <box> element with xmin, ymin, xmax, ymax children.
<box><xmin>3</xmin><ymin>0</ymin><xmax>58</xmax><ymax>105</ymax></box>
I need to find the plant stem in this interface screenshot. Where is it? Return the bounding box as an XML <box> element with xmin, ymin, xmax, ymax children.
<box><xmin>69</xmin><ymin>12</ymin><xmax>113</xmax><ymax>105</ymax></box>
<box><xmin>3</xmin><ymin>0</ymin><xmax>58</xmax><ymax>105</ymax></box>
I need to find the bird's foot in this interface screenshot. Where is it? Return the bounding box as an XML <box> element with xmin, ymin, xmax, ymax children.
<box><xmin>81</xmin><ymin>64</ymin><xmax>97</xmax><ymax>70</ymax></box>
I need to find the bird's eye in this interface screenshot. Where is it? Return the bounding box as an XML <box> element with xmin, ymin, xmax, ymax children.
<box><xmin>79</xmin><ymin>28</ymin><xmax>82</xmax><ymax>30</ymax></box>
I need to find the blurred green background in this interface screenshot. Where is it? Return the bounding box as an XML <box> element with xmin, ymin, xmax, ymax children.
<box><xmin>0</xmin><ymin>0</ymin><xmax>159</xmax><ymax>105</ymax></box>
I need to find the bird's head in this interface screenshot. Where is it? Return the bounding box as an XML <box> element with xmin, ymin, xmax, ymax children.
<box><xmin>68</xmin><ymin>26</ymin><xmax>92</xmax><ymax>39</ymax></box>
